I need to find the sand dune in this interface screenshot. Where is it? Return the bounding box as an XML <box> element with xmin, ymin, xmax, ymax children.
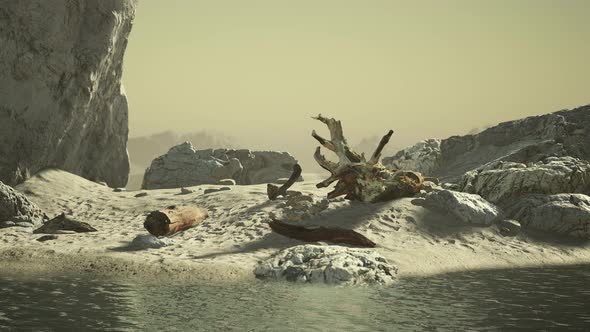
<box><xmin>1</xmin><ymin>169</ymin><xmax>589</xmax><ymax>282</ymax></box>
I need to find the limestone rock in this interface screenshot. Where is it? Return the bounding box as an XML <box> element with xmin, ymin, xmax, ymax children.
<box><xmin>254</xmin><ymin>244</ymin><xmax>397</xmax><ymax>285</ymax></box>
<box><xmin>142</xmin><ymin>142</ymin><xmax>303</xmax><ymax>189</ymax></box>
<box><xmin>129</xmin><ymin>234</ymin><xmax>172</xmax><ymax>250</ymax></box>
<box><xmin>459</xmin><ymin>157</ymin><xmax>590</xmax><ymax>204</ymax></box>
<box><xmin>383</xmin><ymin>139</ymin><xmax>441</xmax><ymax>176</ymax></box>
<box><xmin>504</xmin><ymin>194</ymin><xmax>590</xmax><ymax>239</ymax></box>
<box><xmin>0</xmin><ymin>181</ymin><xmax>46</xmax><ymax>227</ymax></box>
<box><xmin>0</xmin><ymin>0</ymin><xmax>136</xmax><ymax>187</ymax></box>
<box><xmin>383</xmin><ymin>105</ymin><xmax>590</xmax><ymax>183</ymax></box>
<box><xmin>423</xmin><ymin>190</ymin><xmax>503</xmax><ymax>226</ymax></box>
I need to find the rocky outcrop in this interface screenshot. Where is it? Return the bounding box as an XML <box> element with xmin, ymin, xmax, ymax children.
<box><xmin>254</xmin><ymin>245</ymin><xmax>397</xmax><ymax>285</ymax></box>
<box><xmin>384</xmin><ymin>105</ymin><xmax>590</xmax><ymax>182</ymax></box>
<box><xmin>422</xmin><ymin>190</ymin><xmax>503</xmax><ymax>226</ymax></box>
<box><xmin>383</xmin><ymin>139</ymin><xmax>441</xmax><ymax>175</ymax></box>
<box><xmin>0</xmin><ymin>0</ymin><xmax>136</xmax><ymax>187</ymax></box>
<box><xmin>504</xmin><ymin>194</ymin><xmax>590</xmax><ymax>239</ymax></box>
<box><xmin>460</xmin><ymin>157</ymin><xmax>590</xmax><ymax>204</ymax></box>
<box><xmin>0</xmin><ymin>181</ymin><xmax>46</xmax><ymax>227</ymax></box>
<box><xmin>142</xmin><ymin>142</ymin><xmax>303</xmax><ymax>189</ymax></box>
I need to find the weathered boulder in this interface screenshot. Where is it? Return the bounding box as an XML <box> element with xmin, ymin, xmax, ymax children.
<box><xmin>460</xmin><ymin>157</ymin><xmax>590</xmax><ymax>204</ymax></box>
<box><xmin>254</xmin><ymin>245</ymin><xmax>397</xmax><ymax>285</ymax></box>
<box><xmin>423</xmin><ymin>189</ymin><xmax>503</xmax><ymax>226</ymax></box>
<box><xmin>384</xmin><ymin>105</ymin><xmax>590</xmax><ymax>182</ymax></box>
<box><xmin>504</xmin><ymin>194</ymin><xmax>590</xmax><ymax>239</ymax></box>
<box><xmin>142</xmin><ymin>142</ymin><xmax>302</xmax><ymax>189</ymax></box>
<box><xmin>0</xmin><ymin>181</ymin><xmax>46</xmax><ymax>227</ymax></box>
<box><xmin>0</xmin><ymin>0</ymin><xmax>136</xmax><ymax>187</ymax></box>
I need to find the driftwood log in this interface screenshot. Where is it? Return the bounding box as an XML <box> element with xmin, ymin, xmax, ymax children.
<box><xmin>267</xmin><ymin>164</ymin><xmax>302</xmax><ymax>200</ymax></box>
<box><xmin>144</xmin><ymin>205</ymin><xmax>209</xmax><ymax>236</ymax></box>
<box><xmin>269</xmin><ymin>219</ymin><xmax>376</xmax><ymax>248</ymax></box>
<box><xmin>33</xmin><ymin>213</ymin><xmax>97</xmax><ymax>234</ymax></box>
<box><xmin>312</xmin><ymin>114</ymin><xmax>424</xmax><ymax>202</ymax></box>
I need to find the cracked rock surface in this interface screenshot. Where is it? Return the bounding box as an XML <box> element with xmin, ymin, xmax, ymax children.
<box><xmin>142</xmin><ymin>142</ymin><xmax>302</xmax><ymax>189</ymax></box>
<box><xmin>254</xmin><ymin>244</ymin><xmax>398</xmax><ymax>285</ymax></box>
<box><xmin>0</xmin><ymin>0</ymin><xmax>136</xmax><ymax>187</ymax></box>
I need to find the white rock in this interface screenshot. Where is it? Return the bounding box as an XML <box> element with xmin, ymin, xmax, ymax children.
<box><xmin>383</xmin><ymin>139</ymin><xmax>441</xmax><ymax>175</ymax></box>
<box><xmin>129</xmin><ymin>235</ymin><xmax>172</xmax><ymax>250</ymax></box>
<box><xmin>254</xmin><ymin>244</ymin><xmax>398</xmax><ymax>285</ymax></box>
<box><xmin>505</xmin><ymin>194</ymin><xmax>590</xmax><ymax>239</ymax></box>
<box><xmin>459</xmin><ymin>157</ymin><xmax>590</xmax><ymax>204</ymax></box>
<box><xmin>0</xmin><ymin>0</ymin><xmax>135</xmax><ymax>187</ymax></box>
<box><xmin>142</xmin><ymin>143</ymin><xmax>302</xmax><ymax>189</ymax></box>
<box><xmin>423</xmin><ymin>190</ymin><xmax>503</xmax><ymax>226</ymax></box>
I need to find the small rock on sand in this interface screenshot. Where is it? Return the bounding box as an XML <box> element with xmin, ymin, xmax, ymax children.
<box><xmin>180</xmin><ymin>187</ymin><xmax>194</xmax><ymax>195</ymax></box>
<box><xmin>134</xmin><ymin>192</ymin><xmax>149</xmax><ymax>198</ymax></box>
<box><xmin>130</xmin><ymin>234</ymin><xmax>172</xmax><ymax>249</ymax></box>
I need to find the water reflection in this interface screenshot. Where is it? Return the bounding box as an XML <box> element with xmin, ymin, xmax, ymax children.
<box><xmin>1</xmin><ymin>265</ymin><xmax>589</xmax><ymax>331</ymax></box>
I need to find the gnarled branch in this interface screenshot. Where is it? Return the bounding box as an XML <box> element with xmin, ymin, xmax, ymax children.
<box><xmin>269</xmin><ymin>219</ymin><xmax>376</xmax><ymax>248</ymax></box>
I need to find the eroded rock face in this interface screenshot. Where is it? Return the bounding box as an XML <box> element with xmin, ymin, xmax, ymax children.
<box><xmin>423</xmin><ymin>190</ymin><xmax>503</xmax><ymax>226</ymax></box>
<box><xmin>0</xmin><ymin>0</ymin><xmax>135</xmax><ymax>187</ymax></box>
<box><xmin>254</xmin><ymin>245</ymin><xmax>397</xmax><ymax>285</ymax></box>
<box><xmin>504</xmin><ymin>194</ymin><xmax>590</xmax><ymax>239</ymax></box>
<box><xmin>384</xmin><ymin>105</ymin><xmax>590</xmax><ymax>182</ymax></box>
<box><xmin>460</xmin><ymin>157</ymin><xmax>590</xmax><ymax>204</ymax></box>
<box><xmin>0</xmin><ymin>181</ymin><xmax>46</xmax><ymax>227</ymax></box>
<box><xmin>383</xmin><ymin>139</ymin><xmax>441</xmax><ymax>175</ymax></box>
<box><xmin>142</xmin><ymin>142</ymin><xmax>302</xmax><ymax>189</ymax></box>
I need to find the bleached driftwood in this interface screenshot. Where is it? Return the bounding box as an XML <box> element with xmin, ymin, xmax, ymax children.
<box><xmin>144</xmin><ymin>205</ymin><xmax>208</xmax><ymax>236</ymax></box>
<box><xmin>312</xmin><ymin>114</ymin><xmax>424</xmax><ymax>202</ymax></box>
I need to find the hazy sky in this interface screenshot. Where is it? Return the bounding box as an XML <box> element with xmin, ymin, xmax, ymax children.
<box><xmin>123</xmin><ymin>0</ymin><xmax>589</xmax><ymax>165</ymax></box>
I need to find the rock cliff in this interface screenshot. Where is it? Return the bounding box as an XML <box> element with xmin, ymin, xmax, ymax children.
<box><xmin>0</xmin><ymin>0</ymin><xmax>136</xmax><ymax>187</ymax></box>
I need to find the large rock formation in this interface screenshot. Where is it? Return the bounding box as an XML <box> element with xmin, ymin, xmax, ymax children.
<box><xmin>0</xmin><ymin>181</ymin><xmax>46</xmax><ymax>227</ymax></box>
<box><xmin>460</xmin><ymin>157</ymin><xmax>590</xmax><ymax>204</ymax></box>
<box><xmin>142</xmin><ymin>142</ymin><xmax>303</xmax><ymax>189</ymax></box>
<box><xmin>384</xmin><ymin>105</ymin><xmax>590</xmax><ymax>182</ymax></box>
<box><xmin>254</xmin><ymin>244</ymin><xmax>397</xmax><ymax>285</ymax></box>
<box><xmin>422</xmin><ymin>189</ymin><xmax>504</xmax><ymax>226</ymax></box>
<box><xmin>504</xmin><ymin>194</ymin><xmax>590</xmax><ymax>239</ymax></box>
<box><xmin>0</xmin><ymin>0</ymin><xmax>135</xmax><ymax>187</ymax></box>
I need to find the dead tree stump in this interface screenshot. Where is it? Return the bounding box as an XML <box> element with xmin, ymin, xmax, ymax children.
<box><xmin>311</xmin><ymin>114</ymin><xmax>424</xmax><ymax>202</ymax></box>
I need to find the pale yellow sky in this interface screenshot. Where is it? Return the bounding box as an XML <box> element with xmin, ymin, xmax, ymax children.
<box><xmin>123</xmin><ymin>0</ymin><xmax>589</xmax><ymax>166</ymax></box>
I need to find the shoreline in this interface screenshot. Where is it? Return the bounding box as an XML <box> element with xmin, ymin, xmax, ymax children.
<box><xmin>1</xmin><ymin>169</ymin><xmax>589</xmax><ymax>284</ymax></box>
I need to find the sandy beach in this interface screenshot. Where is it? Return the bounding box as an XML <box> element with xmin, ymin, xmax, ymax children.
<box><xmin>0</xmin><ymin>169</ymin><xmax>588</xmax><ymax>282</ymax></box>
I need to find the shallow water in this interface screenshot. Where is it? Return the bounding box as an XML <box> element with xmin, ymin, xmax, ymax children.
<box><xmin>1</xmin><ymin>265</ymin><xmax>589</xmax><ymax>331</ymax></box>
